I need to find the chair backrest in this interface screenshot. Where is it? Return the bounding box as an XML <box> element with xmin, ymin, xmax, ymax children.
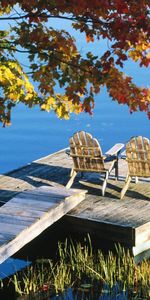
<box><xmin>126</xmin><ymin>136</ymin><xmax>150</xmax><ymax>177</ymax></box>
<box><xmin>69</xmin><ymin>131</ymin><xmax>105</xmax><ymax>172</ymax></box>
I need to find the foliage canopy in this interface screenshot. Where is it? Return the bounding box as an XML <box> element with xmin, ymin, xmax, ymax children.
<box><xmin>0</xmin><ymin>0</ymin><xmax>150</xmax><ymax>125</ymax></box>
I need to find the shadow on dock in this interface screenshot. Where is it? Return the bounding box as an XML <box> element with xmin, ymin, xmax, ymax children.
<box><xmin>0</xmin><ymin>149</ymin><xmax>149</xmax><ymax>258</ymax></box>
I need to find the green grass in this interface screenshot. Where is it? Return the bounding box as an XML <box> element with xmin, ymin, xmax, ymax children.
<box><xmin>3</xmin><ymin>236</ymin><xmax>150</xmax><ymax>299</ymax></box>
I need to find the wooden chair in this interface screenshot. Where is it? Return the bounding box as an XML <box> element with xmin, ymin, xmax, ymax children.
<box><xmin>66</xmin><ymin>131</ymin><xmax>124</xmax><ymax>196</ymax></box>
<box><xmin>120</xmin><ymin>136</ymin><xmax>150</xmax><ymax>199</ymax></box>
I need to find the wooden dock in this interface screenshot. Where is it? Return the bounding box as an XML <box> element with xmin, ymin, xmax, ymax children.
<box><xmin>0</xmin><ymin>184</ymin><xmax>86</xmax><ymax>264</ymax></box>
<box><xmin>0</xmin><ymin>149</ymin><xmax>150</xmax><ymax>261</ymax></box>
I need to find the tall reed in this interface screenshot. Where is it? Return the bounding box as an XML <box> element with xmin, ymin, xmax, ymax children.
<box><xmin>4</xmin><ymin>237</ymin><xmax>150</xmax><ymax>299</ymax></box>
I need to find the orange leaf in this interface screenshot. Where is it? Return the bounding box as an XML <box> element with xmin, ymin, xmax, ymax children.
<box><xmin>86</xmin><ymin>35</ymin><xmax>94</xmax><ymax>43</ymax></box>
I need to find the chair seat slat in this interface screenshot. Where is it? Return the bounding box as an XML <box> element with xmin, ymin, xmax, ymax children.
<box><xmin>70</xmin><ymin>154</ymin><xmax>104</xmax><ymax>159</ymax></box>
<box><xmin>127</xmin><ymin>159</ymin><xmax>150</xmax><ymax>163</ymax></box>
<box><xmin>71</xmin><ymin>146</ymin><xmax>100</xmax><ymax>150</ymax></box>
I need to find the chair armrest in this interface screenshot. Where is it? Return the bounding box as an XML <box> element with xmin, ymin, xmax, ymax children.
<box><xmin>105</xmin><ymin>143</ymin><xmax>124</xmax><ymax>157</ymax></box>
<box><xmin>120</xmin><ymin>150</ymin><xmax>126</xmax><ymax>159</ymax></box>
<box><xmin>65</xmin><ymin>148</ymin><xmax>70</xmax><ymax>156</ymax></box>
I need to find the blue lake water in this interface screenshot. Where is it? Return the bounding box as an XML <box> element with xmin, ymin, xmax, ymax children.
<box><xmin>0</xmin><ymin>85</ymin><xmax>149</xmax><ymax>174</ymax></box>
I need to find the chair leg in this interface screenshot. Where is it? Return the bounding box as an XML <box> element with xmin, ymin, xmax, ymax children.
<box><xmin>66</xmin><ymin>169</ymin><xmax>77</xmax><ymax>189</ymax></box>
<box><xmin>102</xmin><ymin>171</ymin><xmax>109</xmax><ymax>196</ymax></box>
<box><xmin>115</xmin><ymin>157</ymin><xmax>119</xmax><ymax>181</ymax></box>
<box><xmin>135</xmin><ymin>176</ymin><xmax>138</xmax><ymax>184</ymax></box>
<box><xmin>120</xmin><ymin>174</ymin><xmax>131</xmax><ymax>199</ymax></box>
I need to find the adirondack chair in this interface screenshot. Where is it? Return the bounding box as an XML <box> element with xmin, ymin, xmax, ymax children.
<box><xmin>120</xmin><ymin>136</ymin><xmax>150</xmax><ymax>199</ymax></box>
<box><xmin>66</xmin><ymin>131</ymin><xmax>124</xmax><ymax>196</ymax></box>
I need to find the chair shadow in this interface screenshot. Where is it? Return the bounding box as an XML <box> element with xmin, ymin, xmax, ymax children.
<box><xmin>0</xmin><ymin>162</ymin><xmax>72</xmax><ymax>205</ymax></box>
<box><xmin>124</xmin><ymin>188</ymin><xmax>150</xmax><ymax>201</ymax></box>
<box><xmin>106</xmin><ymin>179</ymin><xmax>150</xmax><ymax>201</ymax></box>
<box><xmin>1</xmin><ymin>162</ymin><xmax>149</xmax><ymax>204</ymax></box>
<box><xmin>73</xmin><ymin>174</ymin><xmax>150</xmax><ymax>201</ymax></box>
<box><xmin>4</xmin><ymin>162</ymin><xmax>70</xmax><ymax>185</ymax></box>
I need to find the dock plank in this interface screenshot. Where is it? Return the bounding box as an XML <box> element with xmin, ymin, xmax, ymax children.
<box><xmin>0</xmin><ymin>213</ymin><xmax>35</xmax><ymax>225</ymax></box>
<box><xmin>0</xmin><ymin>222</ymin><xmax>26</xmax><ymax>235</ymax></box>
<box><xmin>0</xmin><ymin>204</ymin><xmax>46</xmax><ymax>218</ymax></box>
<box><xmin>10</xmin><ymin>197</ymin><xmax>58</xmax><ymax>209</ymax></box>
<box><xmin>0</xmin><ymin>185</ymin><xmax>86</xmax><ymax>264</ymax></box>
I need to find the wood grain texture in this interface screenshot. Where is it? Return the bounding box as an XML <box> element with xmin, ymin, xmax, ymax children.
<box><xmin>0</xmin><ymin>185</ymin><xmax>86</xmax><ymax>264</ymax></box>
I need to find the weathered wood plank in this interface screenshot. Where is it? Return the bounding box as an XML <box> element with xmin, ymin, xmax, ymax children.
<box><xmin>0</xmin><ymin>205</ymin><xmax>44</xmax><ymax>218</ymax></box>
<box><xmin>135</xmin><ymin>222</ymin><xmax>150</xmax><ymax>245</ymax></box>
<box><xmin>0</xmin><ymin>222</ymin><xmax>26</xmax><ymax>235</ymax></box>
<box><xmin>9</xmin><ymin>197</ymin><xmax>57</xmax><ymax>209</ymax></box>
<box><xmin>0</xmin><ymin>233</ymin><xmax>15</xmax><ymax>242</ymax></box>
<box><xmin>16</xmin><ymin>192</ymin><xmax>73</xmax><ymax>202</ymax></box>
<box><xmin>0</xmin><ymin>213</ymin><xmax>35</xmax><ymax>225</ymax></box>
<box><xmin>68</xmin><ymin>194</ymin><xmax>150</xmax><ymax>226</ymax></box>
<box><xmin>26</xmin><ymin>185</ymin><xmax>79</xmax><ymax>196</ymax></box>
<box><xmin>133</xmin><ymin>240</ymin><xmax>150</xmax><ymax>256</ymax></box>
<box><xmin>98</xmin><ymin>200</ymin><xmax>150</xmax><ymax>226</ymax></box>
<box><xmin>0</xmin><ymin>186</ymin><xmax>87</xmax><ymax>264</ymax></box>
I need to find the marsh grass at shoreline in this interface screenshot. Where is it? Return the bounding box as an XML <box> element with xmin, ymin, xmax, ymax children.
<box><xmin>1</xmin><ymin>237</ymin><xmax>149</xmax><ymax>300</ymax></box>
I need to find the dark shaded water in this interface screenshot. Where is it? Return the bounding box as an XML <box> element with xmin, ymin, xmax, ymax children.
<box><xmin>50</xmin><ymin>286</ymin><xmax>141</xmax><ymax>300</ymax></box>
<box><xmin>0</xmin><ymin>286</ymin><xmax>139</xmax><ymax>300</ymax></box>
<box><xmin>0</xmin><ymin>221</ymin><xmax>150</xmax><ymax>300</ymax></box>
